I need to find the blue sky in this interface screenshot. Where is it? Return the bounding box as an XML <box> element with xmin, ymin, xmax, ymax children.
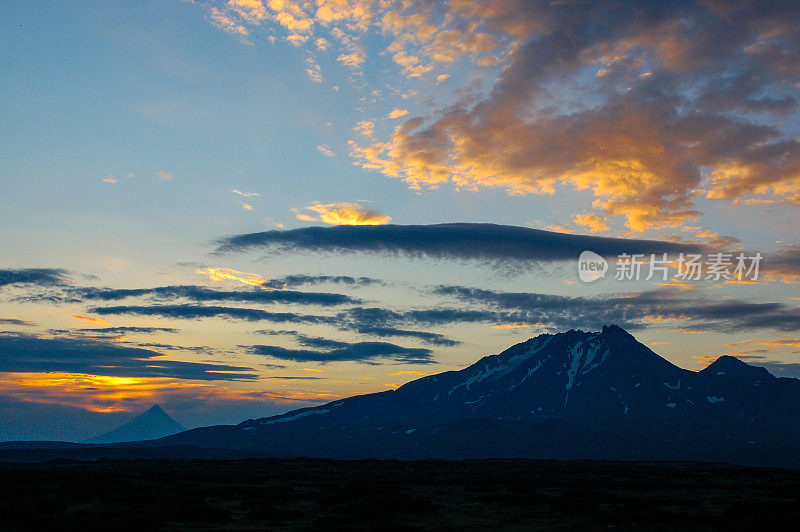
<box><xmin>1</xmin><ymin>0</ymin><xmax>799</xmax><ymax>441</ymax></box>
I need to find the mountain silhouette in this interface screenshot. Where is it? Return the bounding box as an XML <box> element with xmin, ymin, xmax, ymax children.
<box><xmin>146</xmin><ymin>327</ymin><xmax>800</xmax><ymax>466</ymax></box>
<box><xmin>85</xmin><ymin>405</ymin><xmax>185</xmax><ymax>444</ymax></box>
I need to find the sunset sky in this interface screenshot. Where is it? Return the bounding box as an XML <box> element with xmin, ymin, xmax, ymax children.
<box><xmin>2</xmin><ymin>0</ymin><xmax>799</xmax><ymax>441</ymax></box>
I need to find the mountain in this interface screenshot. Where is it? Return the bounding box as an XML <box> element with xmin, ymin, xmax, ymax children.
<box><xmin>85</xmin><ymin>405</ymin><xmax>186</xmax><ymax>444</ymax></box>
<box><xmin>155</xmin><ymin>326</ymin><xmax>800</xmax><ymax>467</ymax></box>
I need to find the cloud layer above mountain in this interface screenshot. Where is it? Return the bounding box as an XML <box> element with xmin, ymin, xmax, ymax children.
<box><xmin>216</xmin><ymin>223</ymin><xmax>701</xmax><ymax>268</ymax></box>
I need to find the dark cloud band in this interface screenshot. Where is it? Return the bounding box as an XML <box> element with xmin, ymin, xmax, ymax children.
<box><xmin>247</xmin><ymin>340</ymin><xmax>435</xmax><ymax>365</ymax></box>
<box><xmin>0</xmin><ymin>268</ymin><xmax>69</xmax><ymax>287</ymax></box>
<box><xmin>216</xmin><ymin>223</ymin><xmax>702</xmax><ymax>266</ymax></box>
<box><xmin>0</xmin><ymin>333</ymin><xmax>257</xmax><ymax>381</ymax></box>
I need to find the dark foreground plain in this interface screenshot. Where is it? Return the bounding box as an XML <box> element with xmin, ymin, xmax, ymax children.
<box><xmin>3</xmin><ymin>458</ymin><xmax>800</xmax><ymax>530</ymax></box>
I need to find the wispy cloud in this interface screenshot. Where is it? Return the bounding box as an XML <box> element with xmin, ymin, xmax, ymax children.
<box><xmin>231</xmin><ymin>189</ymin><xmax>258</xmax><ymax>197</ymax></box>
<box><xmin>354</xmin><ymin>120</ymin><xmax>374</xmax><ymax>137</ymax></box>
<box><xmin>317</xmin><ymin>144</ymin><xmax>335</xmax><ymax>158</ymax></box>
<box><xmin>70</xmin><ymin>315</ymin><xmax>111</xmax><ymax>326</ymax></box>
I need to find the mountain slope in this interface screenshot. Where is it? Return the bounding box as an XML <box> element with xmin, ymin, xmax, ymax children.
<box><xmin>85</xmin><ymin>405</ymin><xmax>185</xmax><ymax>444</ymax></box>
<box><xmin>156</xmin><ymin>326</ymin><xmax>800</xmax><ymax>467</ymax></box>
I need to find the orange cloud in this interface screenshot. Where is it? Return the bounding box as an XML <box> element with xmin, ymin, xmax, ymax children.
<box><xmin>195</xmin><ymin>267</ymin><xmax>268</xmax><ymax>287</ymax></box>
<box><xmin>573</xmin><ymin>213</ymin><xmax>610</xmax><ymax>233</ymax></box>
<box><xmin>158</xmin><ymin>171</ymin><xmax>174</xmax><ymax>180</ymax></box>
<box><xmin>336</xmin><ymin>52</ymin><xmax>364</xmax><ymax>68</ymax></box>
<box><xmin>388</xmin><ymin>109</ymin><xmax>409</xmax><ymax>118</ymax></box>
<box><xmin>296</xmin><ymin>202</ymin><xmax>391</xmax><ymax>225</ymax></box>
<box><xmin>354</xmin><ymin>120</ymin><xmax>375</xmax><ymax>137</ymax></box>
<box><xmin>70</xmin><ymin>315</ymin><xmax>111</xmax><ymax>327</ymax></box>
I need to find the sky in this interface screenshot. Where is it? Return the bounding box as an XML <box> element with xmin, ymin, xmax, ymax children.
<box><xmin>1</xmin><ymin>0</ymin><xmax>799</xmax><ymax>441</ymax></box>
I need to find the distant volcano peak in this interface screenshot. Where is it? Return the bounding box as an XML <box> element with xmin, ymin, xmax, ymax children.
<box><xmin>701</xmin><ymin>355</ymin><xmax>774</xmax><ymax>380</ymax></box>
<box><xmin>84</xmin><ymin>404</ymin><xmax>185</xmax><ymax>444</ymax></box>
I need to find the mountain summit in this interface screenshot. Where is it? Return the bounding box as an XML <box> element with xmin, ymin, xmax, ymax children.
<box><xmin>85</xmin><ymin>405</ymin><xmax>185</xmax><ymax>444</ymax></box>
<box><xmin>157</xmin><ymin>327</ymin><xmax>800</xmax><ymax>467</ymax></box>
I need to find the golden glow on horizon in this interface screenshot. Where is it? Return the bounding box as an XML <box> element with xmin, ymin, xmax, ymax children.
<box><xmin>0</xmin><ymin>371</ymin><xmax>341</xmax><ymax>414</ymax></box>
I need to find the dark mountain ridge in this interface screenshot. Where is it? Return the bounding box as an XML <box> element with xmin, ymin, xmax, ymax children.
<box><xmin>4</xmin><ymin>326</ymin><xmax>799</xmax><ymax>467</ymax></box>
<box><xmin>154</xmin><ymin>325</ymin><xmax>800</xmax><ymax>467</ymax></box>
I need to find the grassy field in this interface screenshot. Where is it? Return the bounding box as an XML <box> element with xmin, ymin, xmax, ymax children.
<box><xmin>3</xmin><ymin>458</ymin><xmax>800</xmax><ymax>530</ymax></box>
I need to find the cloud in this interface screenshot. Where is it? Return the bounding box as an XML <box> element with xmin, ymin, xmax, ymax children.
<box><xmin>70</xmin><ymin>314</ymin><xmax>111</xmax><ymax>326</ymax></box>
<box><xmin>763</xmin><ymin>245</ymin><xmax>800</xmax><ymax>282</ymax></box>
<box><xmin>347</xmin><ymin>2</ymin><xmax>800</xmax><ymax>230</ymax></box>
<box><xmin>73</xmin><ymin>326</ymin><xmax>179</xmax><ymax>334</ymax></box>
<box><xmin>257</xmin><ymin>326</ymin><xmax>458</xmax><ymax>348</ymax></box>
<box><xmin>196</xmin><ymin>266</ymin><xmax>267</xmax><ymax>287</ymax></box>
<box><xmin>69</xmin><ymin>285</ymin><xmax>358</xmax><ymax>306</ymax></box>
<box><xmin>295</xmin><ymin>202</ymin><xmax>392</xmax><ymax>225</ymax></box>
<box><xmin>208</xmin><ymin>6</ymin><xmax>249</xmax><ymax>37</ymax></box>
<box><xmin>317</xmin><ymin>144</ymin><xmax>335</xmax><ymax>157</ymax></box>
<box><xmin>0</xmin><ymin>332</ymin><xmax>257</xmax><ymax>381</ymax></box>
<box><xmin>388</xmin><ymin>109</ymin><xmax>409</xmax><ymax>119</ymax></box>
<box><xmin>0</xmin><ymin>268</ymin><xmax>69</xmax><ymax>287</ymax></box>
<box><xmin>0</xmin><ymin>318</ymin><xmax>36</xmax><ymax>327</ymax></box>
<box><xmin>677</xmin><ymin>227</ymin><xmax>742</xmax><ymax>250</ymax></box>
<box><xmin>304</xmin><ymin>56</ymin><xmax>323</xmax><ymax>82</ymax></box>
<box><xmin>83</xmin><ymin>282</ymin><xmax>800</xmax><ymax>337</ymax></box>
<box><xmin>354</xmin><ymin>120</ymin><xmax>374</xmax><ymax>137</ymax></box>
<box><xmin>90</xmin><ymin>304</ymin><xmax>337</xmax><ymax>325</ymax></box>
<box><xmin>433</xmin><ymin>285</ymin><xmax>800</xmax><ymax>333</ymax></box>
<box><xmin>14</xmin><ymin>275</ymin><xmax>363</xmax><ymax>308</ymax></box>
<box><xmin>573</xmin><ymin>213</ymin><xmax>610</xmax><ymax>234</ymax></box>
<box><xmin>215</xmin><ymin>223</ymin><xmax>701</xmax><ymax>269</ymax></box>
<box><xmin>247</xmin><ymin>340</ymin><xmax>435</xmax><ymax>365</ymax></box>
<box><xmin>158</xmin><ymin>171</ymin><xmax>174</xmax><ymax>180</ymax></box>
<box><xmin>265</xmin><ymin>375</ymin><xmax>325</xmax><ymax>380</ymax></box>
<box><xmin>231</xmin><ymin>189</ymin><xmax>258</xmax><ymax>197</ymax></box>
<box><xmin>102</xmin><ymin>177</ymin><xmax>118</xmax><ymax>184</ymax></box>
<box><xmin>346</xmin><ymin>325</ymin><xmax>460</xmax><ymax>347</ymax></box>
<box><xmin>336</xmin><ymin>52</ymin><xmax>364</xmax><ymax>69</ymax></box>
<box><xmin>261</xmin><ymin>274</ymin><xmax>382</xmax><ymax>289</ymax></box>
